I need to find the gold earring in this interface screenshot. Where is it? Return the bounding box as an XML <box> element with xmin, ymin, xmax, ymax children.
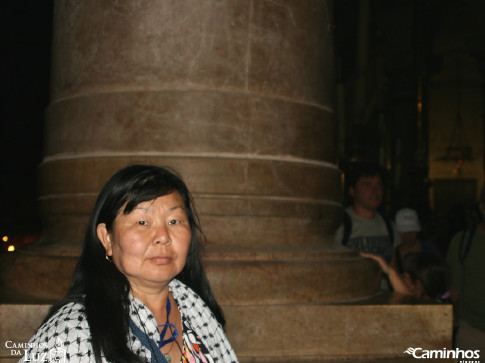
<box><xmin>105</xmin><ymin>254</ymin><xmax>112</xmax><ymax>262</ymax></box>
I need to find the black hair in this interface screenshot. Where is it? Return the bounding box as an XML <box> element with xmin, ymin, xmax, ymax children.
<box><xmin>345</xmin><ymin>162</ymin><xmax>386</xmax><ymax>189</ymax></box>
<box><xmin>402</xmin><ymin>252</ymin><xmax>451</xmax><ymax>300</ymax></box>
<box><xmin>43</xmin><ymin>165</ymin><xmax>224</xmax><ymax>363</ymax></box>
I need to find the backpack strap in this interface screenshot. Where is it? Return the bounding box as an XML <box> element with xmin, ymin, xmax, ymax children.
<box><xmin>342</xmin><ymin>211</ymin><xmax>352</xmax><ymax>246</ymax></box>
<box><xmin>382</xmin><ymin>214</ymin><xmax>394</xmax><ymax>246</ymax></box>
<box><xmin>342</xmin><ymin>211</ymin><xmax>394</xmax><ymax>247</ymax></box>
<box><xmin>459</xmin><ymin>226</ymin><xmax>475</xmax><ymax>264</ymax></box>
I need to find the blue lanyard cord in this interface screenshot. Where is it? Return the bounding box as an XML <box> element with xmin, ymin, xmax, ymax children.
<box><xmin>158</xmin><ymin>297</ymin><xmax>179</xmax><ymax>348</ymax></box>
<box><xmin>129</xmin><ymin>318</ymin><xmax>168</xmax><ymax>363</ymax></box>
<box><xmin>128</xmin><ymin>296</ymin><xmax>179</xmax><ymax>363</ymax></box>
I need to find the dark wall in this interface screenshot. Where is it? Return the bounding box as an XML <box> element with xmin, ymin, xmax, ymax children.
<box><xmin>0</xmin><ymin>1</ymin><xmax>53</xmax><ymax>244</ymax></box>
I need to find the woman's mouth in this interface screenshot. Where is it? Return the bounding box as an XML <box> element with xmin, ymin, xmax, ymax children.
<box><xmin>149</xmin><ymin>256</ymin><xmax>172</xmax><ymax>264</ymax></box>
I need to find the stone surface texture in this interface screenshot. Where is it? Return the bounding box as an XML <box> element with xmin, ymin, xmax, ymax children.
<box><xmin>0</xmin><ymin>293</ymin><xmax>453</xmax><ymax>362</ymax></box>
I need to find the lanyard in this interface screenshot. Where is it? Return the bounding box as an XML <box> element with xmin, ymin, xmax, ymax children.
<box><xmin>158</xmin><ymin>297</ymin><xmax>178</xmax><ymax>348</ymax></box>
<box><xmin>129</xmin><ymin>318</ymin><xmax>168</xmax><ymax>363</ymax></box>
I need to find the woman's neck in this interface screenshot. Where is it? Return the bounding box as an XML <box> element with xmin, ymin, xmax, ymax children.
<box><xmin>131</xmin><ymin>283</ymin><xmax>183</xmax><ymax>362</ymax></box>
<box><xmin>130</xmin><ymin>283</ymin><xmax>171</xmax><ymax>323</ymax></box>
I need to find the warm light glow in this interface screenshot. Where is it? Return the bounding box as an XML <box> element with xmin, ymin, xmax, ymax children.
<box><xmin>7</xmin><ymin>245</ymin><xmax>15</xmax><ymax>252</ymax></box>
<box><xmin>2</xmin><ymin>236</ymin><xmax>7</xmax><ymax>242</ymax></box>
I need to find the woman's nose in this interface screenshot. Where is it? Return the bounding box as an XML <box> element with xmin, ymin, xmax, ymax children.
<box><xmin>154</xmin><ymin>224</ymin><xmax>171</xmax><ymax>245</ymax></box>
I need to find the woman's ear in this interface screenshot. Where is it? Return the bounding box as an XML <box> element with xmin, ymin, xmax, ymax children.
<box><xmin>97</xmin><ymin>223</ymin><xmax>113</xmax><ymax>256</ymax></box>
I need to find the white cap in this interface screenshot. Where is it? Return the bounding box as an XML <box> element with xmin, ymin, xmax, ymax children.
<box><xmin>395</xmin><ymin>208</ymin><xmax>421</xmax><ymax>233</ymax></box>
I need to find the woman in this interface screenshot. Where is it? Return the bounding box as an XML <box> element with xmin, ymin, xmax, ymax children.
<box><xmin>21</xmin><ymin>165</ymin><xmax>238</xmax><ymax>363</ymax></box>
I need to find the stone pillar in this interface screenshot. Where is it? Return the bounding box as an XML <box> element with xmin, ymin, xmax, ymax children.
<box><xmin>0</xmin><ymin>1</ymin><xmax>452</xmax><ymax>362</ymax></box>
<box><xmin>2</xmin><ymin>0</ymin><xmax>378</xmax><ymax>301</ymax></box>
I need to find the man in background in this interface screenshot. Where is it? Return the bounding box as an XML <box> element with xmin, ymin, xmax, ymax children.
<box><xmin>447</xmin><ymin>188</ymin><xmax>485</xmax><ymax>355</ymax></box>
<box><xmin>335</xmin><ymin>162</ymin><xmax>400</xmax><ymax>263</ymax></box>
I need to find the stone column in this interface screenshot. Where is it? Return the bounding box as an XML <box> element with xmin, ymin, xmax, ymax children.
<box><xmin>1</xmin><ymin>0</ymin><xmax>378</xmax><ymax>302</ymax></box>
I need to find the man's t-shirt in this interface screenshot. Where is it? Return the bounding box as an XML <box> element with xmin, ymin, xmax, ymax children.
<box><xmin>334</xmin><ymin>207</ymin><xmax>401</xmax><ymax>262</ymax></box>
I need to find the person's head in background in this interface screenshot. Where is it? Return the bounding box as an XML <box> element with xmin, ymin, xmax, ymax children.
<box><xmin>395</xmin><ymin>208</ymin><xmax>421</xmax><ymax>244</ymax></box>
<box><xmin>346</xmin><ymin>162</ymin><xmax>385</xmax><ymax>218</ymax></box>
<box><xmin>401</xmin><ymin>252</ymin><xmax>450</xmax><ymax>300</ymax></box>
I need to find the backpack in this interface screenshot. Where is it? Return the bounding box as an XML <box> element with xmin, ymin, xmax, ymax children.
<box><xmin>341</xmin><ymin>211</ymin><xmax>394</xmax><ymax>246</ymax></box>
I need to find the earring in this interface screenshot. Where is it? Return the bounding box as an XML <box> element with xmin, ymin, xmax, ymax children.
<box><xmin>105</xmin><ymin>254</ymin><xmax>112</xmax><ymax>262</ymax></box>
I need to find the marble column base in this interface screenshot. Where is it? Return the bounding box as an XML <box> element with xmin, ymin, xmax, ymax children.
<box><xmin>0</xmin><ymin>250</ymin><xmax>381</xmax><ymax>303</ymax></box>
<box><xmin>0</xmin><ymin>247</ymin><xmax>78</xmax><ymax>300</ymax></box>
<box><xmin>225</xmin><ymin>293</ymin><xmax>453</xmax><ymax>362</ymax></box>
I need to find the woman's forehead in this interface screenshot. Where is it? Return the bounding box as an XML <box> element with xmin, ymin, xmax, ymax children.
<box><xmin>122</xmin><ymin>191</ymin><xmax>185</xmax><ymax>213</ymax></box>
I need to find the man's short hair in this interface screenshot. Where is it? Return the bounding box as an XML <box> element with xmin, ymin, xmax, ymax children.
<box><xmin>346</xmin><ymin>162</ymin><xmax>385</xmax><ymax>189</ymax></box>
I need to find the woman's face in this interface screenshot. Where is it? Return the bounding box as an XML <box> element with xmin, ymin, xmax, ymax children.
<box><xmin>97</xmin><ymin>192</ymin><xmax>191</xmax><ymax>291</ymax></box>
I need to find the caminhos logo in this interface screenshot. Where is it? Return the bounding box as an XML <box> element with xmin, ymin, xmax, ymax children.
<box><xmin>403</xmin><ymin>347</ymin><xmax>480</xmax><ymax>362</ymax></box>
<box><xmin>22</xmin><ymin>338</ymin><xmax>66</xmax><ymax>362</ymax></box>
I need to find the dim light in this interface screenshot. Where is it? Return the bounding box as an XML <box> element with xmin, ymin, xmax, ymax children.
<box><xmin>2</xmin><ymin>236</ymin><xmax>8</xmax><ymax>242</ymax></box>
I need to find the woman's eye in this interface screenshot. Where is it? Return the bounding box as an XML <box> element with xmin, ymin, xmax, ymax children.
<box><xmin>138</xmin><ymin>221</ymin><xmax>147</xmax><ymax>226</ymax></box>
<box><xmin>168</xmin><ymin>219</ymin><xmax>179</xmax><ymax>225</ymax></box>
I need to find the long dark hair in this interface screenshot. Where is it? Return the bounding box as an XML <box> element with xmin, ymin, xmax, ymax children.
<box><xmin>43</xmin><ymin>165</ymin><xmax>224</xmax><ymax>363</ymax></box>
